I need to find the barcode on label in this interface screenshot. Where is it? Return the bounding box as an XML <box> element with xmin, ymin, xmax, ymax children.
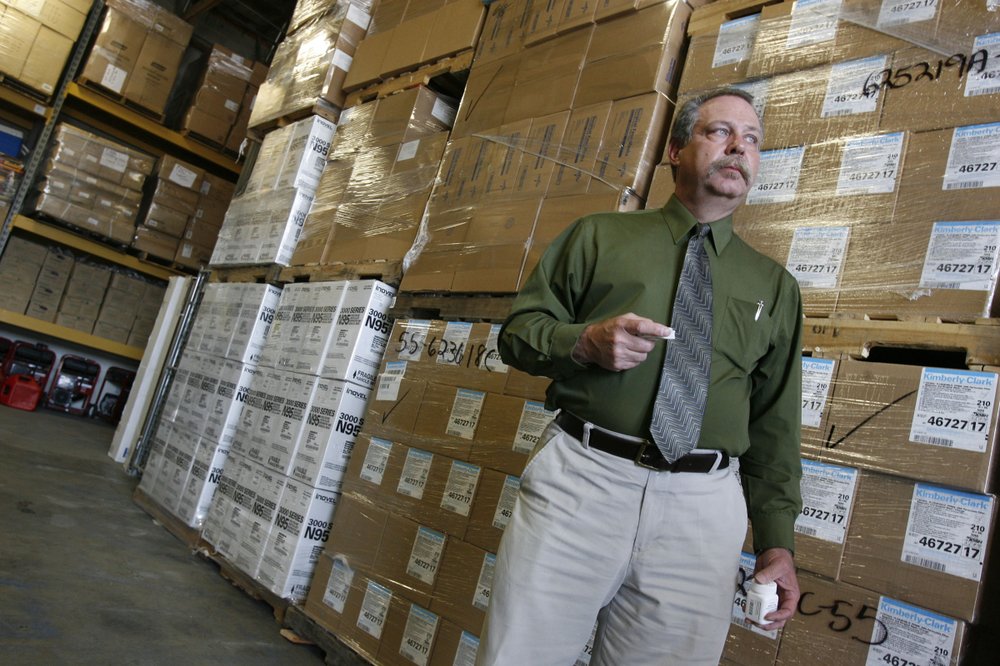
<box><xmin>905</xmin><ymin>555</ymin><xmax>947</xmax><ymax>572</ymax></box>
<box><xmin>913</xmin><ymin>435</ymin><xmax>954</xmax><ymax>447</ymax></box>
<box><xmin>796</xmin><ymin>525</ymin><xmax>818</xmax><ymax>537</ymax></box>
<box><xmin>945</xmin><ymin>181</ymin><xmax>984</xmax><ymax>190</ymax></box>
<box><xmin>929</xmin><ymin>283</ymin><xmax>962</xmax><ymax>289</ymax></box>
<box><xmin>969</xmin><ymin>86</ymin><xmax>1000</xmax><ymax>97</ymax></box>
<box><xmin>826</xmin><ymin>109</ymin><xmax>859</xmax><ymax>117</ymax></box>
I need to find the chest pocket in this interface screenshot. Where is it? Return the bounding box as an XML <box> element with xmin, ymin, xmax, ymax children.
<box><xmin>715</xmin><ymin>296</ymin><xmax>773</xmax><ymax>374</ymax></box>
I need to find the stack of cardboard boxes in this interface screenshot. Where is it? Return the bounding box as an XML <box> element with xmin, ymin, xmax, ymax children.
<box><xmin>33</xmin><ymin>124</ymin><xmax>155</xmax><ymax>244</ymax></box>
<box><xmin>399</xmin><ymin>0</ymin><xmax>702</xmax><ymax>293</ymax></box>
<box><xmin>0</xmin><ymin>0</ymin><xmax>91</xmax><ymax>98</ymax></box>
<box><xmin>180</xmin><ymin>44</ymin><xmax>268</xmax><ymax>153</ymax></box>
<box><xmin>0</xmin><ymin>236</ymin><xmax>50</xmax><ymax>315</ymax></box>
<box><xmin>79</xmin><ymin>0</ymin><xmax>193</xmax><ymax>117</ymax></box>
<box><xmin>211</xmin><ymin>115</ymin><xmax>336</xmax><ymax>267</ymax></box>
<box><xmin>291</xmin><ymin>85</ymin><xmax>455</xmax><ymax>268</ymax></box>
<box><xmin>248</xmin><ymin>0</ymin><xmax>372</xmax><ymax>131</ymax></box>
<box><xmin>299</xmin><ymin>317</ymin><xmax>584</xmax><ymax>664</ymax></box>
<box><xmin>133</xmin><ymin>155</ymin><xmax>206</xmax><ymax>262</ymax></box>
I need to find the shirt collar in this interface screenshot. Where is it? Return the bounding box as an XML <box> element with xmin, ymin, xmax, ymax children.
<box><xmin>661</xmin><ymin>195</ymin><xmax>734</xmax><ymax>256</ymax></box>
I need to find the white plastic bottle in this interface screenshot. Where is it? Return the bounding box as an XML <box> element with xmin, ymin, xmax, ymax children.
<box><xmin>745</xmin><ymin>578</ymin><xmax>779</xmax><ymax>624</ymax></box>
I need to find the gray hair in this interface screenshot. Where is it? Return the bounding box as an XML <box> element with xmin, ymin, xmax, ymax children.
<box><xmin>670</xmin><ymin>88</ymin><xmax>762</xmax><ymax>149</ymax></box>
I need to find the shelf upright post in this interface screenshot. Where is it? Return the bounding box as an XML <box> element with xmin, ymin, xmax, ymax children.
<box><xmin>0</xmin><ymin>0</ymin><xmax>107</xmax><ymax>256</ymax></box>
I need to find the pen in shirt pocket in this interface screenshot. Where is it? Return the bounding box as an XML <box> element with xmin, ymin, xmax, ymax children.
<box><xmin>755</xmin><ymin>300</ymin><xmax>764</xmax><ymax>321</ymax></box>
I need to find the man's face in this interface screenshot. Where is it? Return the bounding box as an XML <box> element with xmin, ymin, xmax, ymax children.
<box><xmin>669</xmin><ymin>95</ymin><xmax>762</xmax><ymax>203</ymax></box>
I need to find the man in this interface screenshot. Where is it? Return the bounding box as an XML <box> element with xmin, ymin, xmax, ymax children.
<box><xmin>478</xmin><ymin>89</ymin><xmax>803</xmax><ymax>665</ymax></box>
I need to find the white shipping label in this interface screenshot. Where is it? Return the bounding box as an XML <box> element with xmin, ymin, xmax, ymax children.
<box><xmin>332</xmin><ymin>48</ymin><xmax>353</xmax><ymax>72</ymax></box>
<box><xmin>877</xmin><ymin>0</ymin><xmax>939</xmax><ymax>27</ymax></box>
<box><xmin>99</xmin><ymin>148</ymin><xmax>129</xmax><ymax>173</ymax></box>
<box><xmin>102</xmin><ymin>64</ymin><xmax>127</xmax><ymax>93</ymax></box>
<box><xmin>20</xmin><ymin>0</ymin><xmax>44</xmax><ymax>15</ymax></box>
<box><xmin>732</xmin><ymin>553</ymin><xmax>779</xmax><ymax>639</ymax></box>
<box><xmin>492</xmin><ymin>475</ymin><xmax>521</xmax><ymax>530</ymax></box>
<box><xmin>347</xmin><ymin>4</ymin><xmax>372</xmax><ymax>30</ymax></box>
<box><xmin>787</xmin><ymin>0</ymin><xmax>842</xmax><ymax>49</ymax></box>
<box><xmin>732</xmin><ymin>78</ymin><xmax>769</xmax><ymax>119</ymax></box>
<box><xmin>801</xmin><ymin>357</ymin><xmax>836</xmax><ymax>428</ymax></box>
<box><xmin>864</xmin><ymin>597</ymin><xmax>958</xmax><ymax>666</ymax></box>
<box><xmin>837</xmin><ymin>132</ymin><xmax>904</xmax><ymax>195</ymax></box>
<box><xmin>224</xmin><ymin>98</ymin><xmax>240</xmax><ymax>113</ymax></box>
<box><xmin>473</xmin><ymin>553</ymin><xmax>496</xmax><ymax>611</ymax></box>
<box><xmin>574</xmin><ymin>622</ymin><xmax>598</xmax><ymax>666</ymax></box>
<box><xmin>943</xmin><ymin>123</ymin><xmax>1000</xmax><ymax>190</ymax></box>
<box><xmin>902</xmin><ymin>484</ymin><xmax>993</xmax><ymax>581</ymax></box>
<box><xmin>513</xmin><ymin>401</ymin><xmax>556</xmax><ymax>454</ymax></box>
<box><xmin>454</xmin><ymin>631</ymin><xmax>480</xmax><ymax>666</ymax></box>
<box><xmin>400</xmin><ymin>605</ymin><xmax>439</xmax><ymax>666</ymax></box>
<box><xmin>441</xmin><ymin>461</ymin><xmax>481</xmax><ymax>516</ymax></box>
<box><xmin>397</xmin><ymin>139</ymin><xmax>420</xmax><ymax>162</ymax></box>
<box><xmin>360</xmin><ymin>437</ymin><xmax>392</xmax><ymax>485</ymax></box>
<box><xmin>357</xmin><ymin>581</ymin><xmax>392</xmax><ymax>638</ymax></box>
<box><xmin>786</xmin><ymin>226</ymin><xmax>850</xmax><ymax>289</ymax></box>
<box><xmin>398</xmin><ymin>321</ymin><xmax>430</xmax><ymax>362</ymax></box>
<box><xmin>376</xmin><ymin>361</ymin><xmax>407</xmax><ymax>401</ymax></box>
<box><xmin>169</xmin><ymin>163</ymin><xmax>198</xmax><ymax>189</ymax></box>
<box><xmin>481</xmin><ymin>324</ymin><xmax>509</xmax><ymax>373</ymax></box>
<box><xmin>964</xmin><ymin>33</ymin><xmax>1000</xmax><ymax>97</ymax></box>
<box><xmin>713</xmin><ymin>15</ymin><xmax>760</xmax><ymax>68</ymax></box>
<box><xmin>795</xmin><ymin>460</ymin><xmax>858</xmax><ymax>544</ymax></box>
<box><xmin>407</xmin><ymin>527</ymin><xmax>446</xmax><ymax>585</ymax></box>
<box><xmin>437</xmin><ymin>321</ymin><xmax>473</xmax><ymax>366</ymax></box>
<box><xmin>747</xmin><ymin>147</ymin><xmax>806</xmax><ymax>205</ymax></box>
<box><xmin>909</xmin><ymin>368</ymin><xmax>997</xmax><ymax>452</ymax></box>
<box><xmin>398</xmin><ymin>448</ymin><xmax>434</xmax><ymax>499</ymax></box>
<box><xmin>322</xmin><ymin>558</ymin><xmax>355</xmax><ymax>613</ymax></box>
<box><xmin>447</xmin><ymin>389</ymin><xmax>486</xmax><ymax>439</ymax></box>
<box><xmin>918</xmin><ymin>221</ymin><xmax>1000</xmax><ymax>290</ymax></box>
<box><xmin>432</xmin><ymin>99</ymin><xmax>457</xmax><ymax>127</ymax></box>
<box><xmin>822</xmin><ymin>56</ymin><xmax>889</xmax><ymax>118</ymax></box>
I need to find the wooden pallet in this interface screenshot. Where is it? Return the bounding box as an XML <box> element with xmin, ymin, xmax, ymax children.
<box><xmin>209</xmin><ymin>264</ymin><xmax>285</xmax><ymax>284</ymax></box>
<box><xmin>77</xmin><ymin>78</ymin><xmax>167</xmax><ymax>124</ymax></box>
<box><xmin>247</xmin><ymin>99</ymin><xmax>341</xmax><ymax>139</ymax></box>
<box><xmin>280</xmin><ymin>260</ymin><xmax>403</xmax><ymax>285</ymax></box>
<box><xmin>132</xmin><ymin>487</ymin><xmax>206</xmax><ymax>552</ymax></box>
<box><xmin>209</xmin><ymin>552</ymin><xmax>291</xmax><ymax>623</ymax></box>
<box><xmin>804</xmin><ymin>316</ymin><xmax>1000</xmax><ymax>367</ymax></box>
<box><xmin>179</xmin><ymin>128</ymin><xmax>239</xmax><ymax>158</ymax></box>
<box><xmin>282</xmin><ymin>605</ymin><xmax>373</xmax><ymax>666</ymax></box>
<box><xmin>391</xmin><ymin>292</ymin><xmax>517</xmax><ymax>322</ymax></box>
<box><xmin>343</xmin><ymin>49</ymin><xmax>474</xmax><ymax>107</ymax></box>
<box><xmin>0</xmin><ymin>71</ymin><xmax>51</xmax><ymax>104</ymax></box>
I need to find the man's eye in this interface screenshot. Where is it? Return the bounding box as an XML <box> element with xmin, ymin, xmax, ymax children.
<box><xmin>710</xmin><ymin>128</ymin><xmax>729</xmax><ymax>137</ymax></box>
<box><xmin>746</xmin><ymin>135</ymin><xmax>759</xmax><ymax>145</ymax></box>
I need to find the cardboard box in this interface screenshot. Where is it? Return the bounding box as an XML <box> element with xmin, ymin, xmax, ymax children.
<box><xmin>338</xmin><ymin>577</ymin><xmax>391</xmax><ymax>662</ymax></box>
<box><xmin>365</xmin><ymin>366</ymin><xmax>428</xmax><ymax>440</ymax></box>
<box><xmin>377</xmin><ymin>595</ymin><xmax>442</xmax><ymax>666</ymax></box>
<box><xmin>20</xmin><ymin>26</ymin><xmax>73</xmax><ymax>96</ymax></box>
<box><xmin>430</xmin><ymin>538</ymin><xmax>493</xmax><ymax>635</ymax></box>
<box><xmin>372</xmin><ymin>513</ymin><xmax>446</xmax><ymax>608</ymax></box>
<box><xmin>464</xmin><ymin>468</ymin><xmax>520</xmax><ymax>554</ymax></box>
<box><xmin>505</xmin><ymin>29</ymin><xmax>589</xmax><ymax>123</ymax></box>
<box><xmin>841</xmin><ymin>471</ymin><xmax>995</xmax><ymax>622</ymax></box>
<box><xmin>132</xmin><ymin>226</ymin><xmax>179</xmax><ymax>260</ymax></box>
<box><xmin>810</xmin><ymin>358</ymin><xmax>1000</xmax><ymax>493</ymax></box>
<box><xmin>777</xmin><ymin>572</ymin><xmax>968</xmax><ymax>666</ymax></box>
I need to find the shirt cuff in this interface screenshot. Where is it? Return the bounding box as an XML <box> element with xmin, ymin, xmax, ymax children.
<box><xmin>550</xmin><ymin>322</ymin><xmax>591</xmax><ymax>376</ymax></box>
<box><xmin>751</xmin><ymin>511</ymin><xmax>798</xmax><ymax>555</ymax></box>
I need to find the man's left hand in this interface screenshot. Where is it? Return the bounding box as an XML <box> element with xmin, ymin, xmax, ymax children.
<box><xmin>751</xmin><ymin>547</ymin><xmax>799</xmax><ymax>630</ymax></box>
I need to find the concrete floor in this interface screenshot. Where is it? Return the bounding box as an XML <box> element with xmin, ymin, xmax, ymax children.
<box><xmin>0</xmin><ymin>405</ymin><xmax>326</xmax><ymax>665</ymax></box>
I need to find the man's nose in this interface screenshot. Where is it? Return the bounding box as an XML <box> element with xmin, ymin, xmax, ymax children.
<box><xmin>726</xmin><ymin>135</ymin><xmax>747</xmax><ymax>154</ymax></box>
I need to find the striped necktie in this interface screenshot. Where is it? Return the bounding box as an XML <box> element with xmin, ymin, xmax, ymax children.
<box><xmin>650</xmin><ymin>224</ymin><xmax>713</xmax><ymax>462</ymax></box>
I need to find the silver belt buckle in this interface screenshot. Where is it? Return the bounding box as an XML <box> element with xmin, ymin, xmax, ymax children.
<box><xmin>634</xmin><ymin>440</ymin><xmax>661</xmax><ymax>470</ymax></box>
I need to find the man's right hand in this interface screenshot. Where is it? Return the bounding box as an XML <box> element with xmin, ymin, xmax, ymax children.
<box><xmin>571</xmin><ymin>313</ymin><xmax>672</xmax><ymax>371</ymax></box>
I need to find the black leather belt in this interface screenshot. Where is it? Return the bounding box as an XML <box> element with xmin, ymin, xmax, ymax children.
<box><xmin>554</xmin><ymin>411</ymin><xmax>729</xmax><ymax>473</ymax></box>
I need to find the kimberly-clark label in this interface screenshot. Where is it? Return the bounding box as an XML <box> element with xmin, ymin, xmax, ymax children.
<box><xmin>786</xmin><ymin>226</ymin><xmax>849</xmax><ymax>289</ymax></box>
<box><xmin>376</xmin><ymin>361</ymin><xmax>407</xmax><ymax>402</ymax></box>
<box><xmin>713</xmin><ymin>15</ymin><xmax>760</xmax><ymax>68</ymax></box>
<box><xmin>801</xmin><ymin>357</ymin><xmax>836</xmax><ymax>428</ymax></box>
<box><xmin>909</xmin><ymin>368</ymin><xmax>997</xmax><ymax>452</ymax></box>
<box><xmin>795</xmin><ymin>460</ymin><xmax>858</xmax><ymax>544</ymax></box>
<box><xmin>481</xmin><ymin>324</ymin><xmax>509</xmax><ymax>373</ymax></box>
<box><xmin>787</xmin><ymin>0</ymin><xmax>842</xmax><ymax>49</ymax></box>
<box><xmin>877</xmin><ymin>0</ymin><xmax>940</xmax><ymax>27</ymax></box>
<box><xmin>100</xmin><ymin>148</ymin><xmax>129</xmax><ymax>173</ymax></box>
<box><xmin>864</xmin><ymin>597</ymin><xmax>958</xmax><ymax>666</ymax></box>
<box><xmin>357</xmin><ymin>580</ymin><xmax>392</xmax><ymax>638</ymax></box>
<box><xmin>360</xmin><ymin>437</ymin><xmax>392</xmax><ymax>485</ymax></box>
<box><xmin>473</xmin><ymin>553</ymin><xmax>496</xmax><ymax>611</ymax></box>
<box><xmin>397</xmin><ymin>448</ymin><xmax>434</xmax><ymax>500</ymax></box>
<box><xmin>732</xmin><ymin>552</ymin><xmax>779</xmax><ymax>639</ymax></box>
<box><xmin>513</xmin><ymin>401</ymin><xmax>556</xmax><ymax>454</ymax></box>
<box><xmin>944</xmin><ymin>123</ymin><xmax>1000</xmax><ymax>190</ymax></box>
<box><xmin>747</xmin><ymin>147</ymin><xmax>805</xmax><ymax>205</ymax></box>
<box><xmin>397</xmin><ymin>139</ymin><xmax>420</xmax><ymax>162</ymax></box>
<box><xmin>964</xmin><ymin>33</ymin><xmax>1000</xmax><ymax>97</ymax></box>
<box><xmin>441</xmin><ymin>460</ymin><xmax>481</xmax><ymax>516</ymax></box>
<box><xmin>407</xmin><ymin>527</ymin><xmax>446</xmax><ymax>585</ymax></box>
<box><xmin>322</xmin><ymin>558</ymin><xmax>354</xmax><ymax>613</ymax></box>
<box><xmin>492</xmin><ymin>475</ymin><xmax>521</xmax><ymax>530</ymax></box>
<box><xmin>902</xmin><ymin>484</ymin><xmax>992</xmax><ymax>581</ymax></box>
<box><xmin>918</xmin><ymin>221</ymin><xmax>1000</xmax><ymax>290</ymax></box>
<box><xmin>437</xmin><ymin>321</ymin><xmax>473</xmax><ymax>366</ymax></box>
<box><xmin>447</xmin><ymin>389</ymin><xmax>486</xmax><ymax>439</ymax></box>
<box><xmin>837</xmin><ymin>132</ymin><xmax>904</xmax><ymax>195</ymax></box>
<box><xmin>822</xmin><ymin>56</ymin><xmax>889</xmax><ymax>118</ymax></box>
<box><xmin>400</xmin><ymin>605</ymin><xmax>439</xmax><ymax>666</ymax></box>
<box><xmin>398</xmin><ymin>320</ymin><xmax>431</xmax><ymax>362</ymax></box>
<box><xmin>454</xmin><ymin>631</ymin><xmax>480</xmax><ymax>666</ymax></box>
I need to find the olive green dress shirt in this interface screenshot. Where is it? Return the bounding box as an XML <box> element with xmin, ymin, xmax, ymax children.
<box><xmin>499</xmin><ymin>195</ymin><xmax>804</xmax><ymax>553</ymax></box>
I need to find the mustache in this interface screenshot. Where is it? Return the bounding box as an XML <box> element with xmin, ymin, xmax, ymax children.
<box><xmin>708</xmin><ymin>156</ymin><xmax>751</xmax><ymax>183</ymax></box>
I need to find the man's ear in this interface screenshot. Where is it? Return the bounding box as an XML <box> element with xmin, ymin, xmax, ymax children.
<box><xmin>667</xmin><ymin>139</ymin><xmax>682</xmax><ymax>166</ymax></box>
